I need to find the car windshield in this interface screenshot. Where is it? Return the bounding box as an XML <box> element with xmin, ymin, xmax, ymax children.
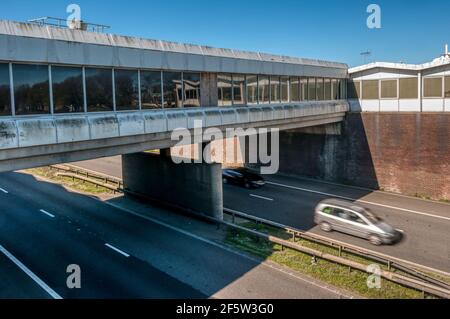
<box><xmin>360</xmin><ymin>208</ymin><xmax>382</xmax><ymax>223</ymax></box>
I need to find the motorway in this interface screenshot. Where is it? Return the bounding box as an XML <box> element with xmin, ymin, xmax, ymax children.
<box><xmin>71</xmin><ymin>156</ymin><xmax>450</xmax><ymax>273</ymax></box>
<box><xmin>0</xmin><ymin>170</ymin><xmax>349</xmax><ymax>299</ymax></box>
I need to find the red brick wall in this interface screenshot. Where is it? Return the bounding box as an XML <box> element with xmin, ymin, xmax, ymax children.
<box><xmin>277</xmin><ymin>113</ymin><xmax>450</xmax><ymax>201</ymax></box>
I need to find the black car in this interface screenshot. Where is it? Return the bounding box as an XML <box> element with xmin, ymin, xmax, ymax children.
<box><xmin>222</xmin><ymin>168</ymin><xmax>265</xmax><ymax>189</ymax></box>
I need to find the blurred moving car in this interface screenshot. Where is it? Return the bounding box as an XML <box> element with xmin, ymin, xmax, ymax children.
<box><xmin>222</xmin><ymin>168</ymin><xmax>265</xmax><ymax>189</ymax></box>
<box><xmin>314</xmin><ymin>199</ymin><xmax>402</xmax><ymax>246</ymax></box>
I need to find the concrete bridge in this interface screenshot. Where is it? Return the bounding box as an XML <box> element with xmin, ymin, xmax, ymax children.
<box><xmin>0</xmin><ymin>20</ymin><xmax>350</xmax><ymax>219</ymax></box>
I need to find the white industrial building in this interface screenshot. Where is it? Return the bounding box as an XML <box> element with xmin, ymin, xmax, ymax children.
<box><xmin>348</xmin><ymin>46</ymin><xmax>450</xmax><ymax>112</ymax></box>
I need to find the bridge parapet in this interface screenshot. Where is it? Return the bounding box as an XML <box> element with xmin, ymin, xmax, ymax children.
<box><xmin>0</xmin><ymin>101</ymin><xmax>348</xmax><ymax>152</ymax></box>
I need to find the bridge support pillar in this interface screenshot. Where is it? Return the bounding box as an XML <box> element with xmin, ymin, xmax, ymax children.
<box><xmin>122</xmin><ymin>151</ymin><xmax>223</xmax><ymax>220</ymax></box>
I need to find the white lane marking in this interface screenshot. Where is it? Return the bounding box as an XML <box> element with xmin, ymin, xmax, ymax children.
<box><xmin>0</xmin><ymin>188</ymin><xmax>8</xmax><ymax>194</ymax></box>
<box><xmin>250</xmin><ymin>194</ymin><xmax>274</xmax><ymax>202</ymax></box>
<box><xmin>105</xmin><ymin>243</ymin><xmax>130</xmax><ymax>258</ymax></box>
<box><xmin>0</xmin><ymin>244</ymin><xmax>62</xmax><ymax>299</ymax></box>
<box><xmin>267</xmin><ymin>181</ymin><xmax>450</xmax><ymax>222</ymax></box>
<box><xmin>104</xmin><ymin>201</ymin><xmax>352</xmax><ymax>299</ymax></box>
<box><xmin>39</xmin><ymin>209</ymin><xmax>55</xmax><ymax>219</ymax></box>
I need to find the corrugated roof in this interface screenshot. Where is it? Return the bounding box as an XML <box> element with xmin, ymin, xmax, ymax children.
<box><xmin>0</xmin><ymin>20</ymin><xmax>348</xmax><ymax>69</ymax></box>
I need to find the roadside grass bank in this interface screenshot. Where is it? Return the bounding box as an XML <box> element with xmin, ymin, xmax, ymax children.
<box><xmin>26</xmin><ymin>167</ymin><xmax>113</xmax><ymax>195</ymax></box>
<box><xmin>224</xmin><ymin>221</ymin><xmax>438</xmax><ymax>299</ymax></box>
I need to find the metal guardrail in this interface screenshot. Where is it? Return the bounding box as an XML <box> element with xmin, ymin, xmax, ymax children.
<box><xmin>224</xmin><ymin>208</ymin><xmax>450</xmax><ymax>286</ymax></box>
<box><xmin>47</xmin><ymin>165</ymin><xmax>450</xmax><ymax>299</ymax></box>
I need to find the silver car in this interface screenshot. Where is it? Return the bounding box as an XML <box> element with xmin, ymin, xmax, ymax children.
<box><xmin>314</xmin><ymin>199</ymin><xmax>402</xmax><ymax>246</ymax></box>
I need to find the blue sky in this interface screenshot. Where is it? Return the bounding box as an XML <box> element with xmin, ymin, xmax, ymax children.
<box><xmin>1</xmin><ymin>0</ymin><xmax>449</xmax><ymax>66</ymax></box>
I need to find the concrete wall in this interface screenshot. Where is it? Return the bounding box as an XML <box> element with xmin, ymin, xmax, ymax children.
<box><xmin>275</xmin><ymin>113</ymin><xmax>450</xmax><ymax>201</ymax></box>
<box><xmin>0</xmin><ymin>101</ymin><xmax>348</xmax><ymax>172</ymax></box>
<box><xmin>122</xmin><ymin>152</ymin><xmax>223</xmax><ymax>219</ymax></box>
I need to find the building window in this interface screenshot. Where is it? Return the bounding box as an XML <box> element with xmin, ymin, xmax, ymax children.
<box><xmin>399</xmin><ymin>78</ymin><xmax>418</xmax><ymax>99</ymax></box>
<box><xmin>423</xmin><ymin>77</ymin><xmax>443</xmax><ymax>98</ymax></box>
<box><xmin>183</xmin><ymin>73</ymin><xmax>201</xmax><ymax>107</ymax></box>
<box><xmin>218</xmin><ymin>74</ymin><xmax>232</xmax><ymax>106</ymax></box>
<box><xmin>246</xmin><ymin>75</ymin><xmax>258</xmax><ymax>104</ymax></box>
<box><xmin>290</xmin><ymin>77</ymin><xmax>300</xmax><ymax>102</ymax></box>
<box><xmin>445</xmin><ymin>76</ymin><xmax>450</xmax><ymax>98</ymax></box>
<box><xmin>141</xmin><ymin>71</ymin><xmax>162</xmax><ymax>109</ymax></box>
<box><xmin>308</xmin><ymin>78</ymin><xmax>316</xmax><ymax>101</ymax></box>
<box><xmin>324</xmin><ymin>79</ymin><xmax>332</xmax><ymax>100</ymax></box>
<box><xmin>316</xmin><ymin>78</ymin><xmax>324</xmax><ymax>100</ymax></box>
<box><xmin>163</xmin><ymin>72</ymin><xmax>182</xmax><ymax>108</ymax></box>
<box><xmin>380</xmin><ymin>79</ymin><xmax>398</xmax><ymax>99</ymax></box>
<box><xmin>362</xmin><ymin>80</ymin><xmax>379</xmax><ymax>100</ymax></box>
<box><xmin>332</xmin><ymin>79</ymin><xmax>340</xmax><ymax>100</ymax></box>
<box><xmin>85</xmin><ymin>68</ymin><xmax>113</xmax><ymax>112</ymax></box>
<box><xmin>52</xmin><ymin>66</ymin><xmax>84</xmax><ymax>114</ymax></box>
<box><xmin>347</xmin><ymin>80</ymin><xmax>360</xmax><ymax>99</ymax></box>
<box><xmin>280</xmin><ymin>76</ymin><xmax>289</xmax><ymax>103</ymax></box>
<box><xmin>300</xmin><ymin>78</ymin><xmax>308</xmax><ymax>101</ymax></box>
<box><xmin>270</xmin><ymin>76</ymin><xmax>280</xmax><ymax>103</ymax></box>
<box><xmin>233</xmin><ymin>75</ymin><xmax>246</xmax><ymax>105</ymax></box>
<box><xmin>0</xmin><ymin>63</ymin><xmax>11</xmax><ymax>116</ymax></box>
<box><xmin>258</xmin><ymin>76</ymin><xmax>270</xmax><ymax>104</ymax></box>
<box><xmin>13</xmin><ymin>64</ymin><xmax>50</xmax><ymax>115</ymax></box>
<box><xmin>115</xmin><ymin>69</ymin><xmax>139</xmax><ymax>111</ymax></box>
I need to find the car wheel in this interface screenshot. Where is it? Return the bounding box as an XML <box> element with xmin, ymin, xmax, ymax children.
<box><xmin>320</xmin><ymin>222</ymin><xmax>332</xmax><ymax>232</ymax></box>
<box><xmin>369</xmin><ymin>234</ymin><xmax>382</xmax><ymax>246</ymax></box>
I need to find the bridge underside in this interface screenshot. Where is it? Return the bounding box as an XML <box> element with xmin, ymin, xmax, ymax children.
<box><xmin>0</xmin><ymin>102</ymin><xmax>348</xmax><ymax>172</ymax></box>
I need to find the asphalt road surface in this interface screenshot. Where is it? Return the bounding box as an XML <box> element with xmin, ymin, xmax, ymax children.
<box><xmin>71</xmin><ymin>156</ymin><xmax>450</xmax><ymax>273</ymax></box>
<box><xmin>0</xmin><ymin>170</ymin><xmax>348</xmax><ymax>299</ymax></box>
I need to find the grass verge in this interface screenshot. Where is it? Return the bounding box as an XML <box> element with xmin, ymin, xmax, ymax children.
<box><xmin>225</xmin><ymin>221</ymin><xmax>437</xmax><ymax>299</ymax></box>
<box><xmin>26</xmin><ymin>167</ymin><xmax>114</xmax><ymax>195</ymax></box>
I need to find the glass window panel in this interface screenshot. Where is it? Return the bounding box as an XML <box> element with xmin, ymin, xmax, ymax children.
<box><xmin>218</xmin><ymin>74</ymin><xmax>232</xmax><ymax>106</ymax></box>
<box><xmin>85</xmin><ymin>68</ymin><xmax>113</xmax><ymax>112</ymax></box>
<box><xmin>232</xmin><ymin>75</ymin><xmax>246</xmax><ymax>105</ymax></box>
<box><xmin>163</xmin><ymin>72</ymin><xmax>182</xmax><ymax>108</ymax></box>
<box><xmin>115</xmin><ymin>69</ymin><xmax>139</xmax><ymax>111</ymax></box>
<box><xmin>270</xmin><ymin>76</ymin><xmax>280</xmax><ymax>103</ymax></box>
<box><xmin>332</xmin><ymin>79</ymin><xmax>339</xmax><ymax>100</ymax></box>
<box><xmin>280</xmin><ymin>76</ymin><xmax>289</xmax><ymax>103</ymax></box>
<box><xmin>246</xmin><ymin>75</ymin><xmax>258</xmax><ymax>104</ymax></box>
<box><xmin>258</xmin><ymin>76</ymin><xmax>270</xmax><ymax>104</ymax></box>
<box><xmin>423</xmin><ymin>77</ymin><xmax>443</xmax><ymax>98</ymax></box>
<box><xmin>0</xmin><ymin>63</ymin><xmax>11</xmax><ymax>116</ymax></box>
<box><xmin>347</xmin><ymin>80</ymin><xmax>360</xmax><ymax>99</ymax></box>
<box><xmin>141</xmin><ymin>71</ymin><xmax>162</xmax><ymax>109</ymax></box>
<box><xmin>324</xmin><ymin>79</ymin><xmax>332</xmax><ymax>100</ymax></box>
<box><xmin>362</xmin><ymin>80</ymin><xmax>379</xmax><ymax>100</ymax></box>
<box><xmin>13</xmin><ymin>64</ymin><xmax>50</xmax><ymax>115</ymax></box>
<box><xmin>300</xmin><ymin>78</ymin><xmax>308</xmax><ymax>101</ymax></box>
<box><xmin>290</xmin><ymin>77</ymin><xmax>300</xmax><ymax>102</ymax></box>
<box><xmin>445</xmin><ymin>76</ymin><xmax>450</xmax><ymax>98</ymax></box>
<box><xmin>380</xmin><ymin>80</ymin><xmax>398</xmax><ymax>99</ymax></box>
<box><xmin>183</xmin><ymin>72</ymin><xmax>201</xmax><ymax>107</ymax></box>
<box><xmin>399</xmin><ymin>78</ymin><xmax>418</xmax><ymax>99</ymax></box>
<box><xmin>316</xmin><ymin>78</ymin><xmax>324</xmax><ymax>100</ymax></box>
<box><xmin>52</xmin><ymin>66</ymin><xmax>84</xmax><ymax>114</ymax></box>
<box><xmin>308</xmin><ymin>78</ymin><xmax>316</xmax><ymax>100</ymax></box>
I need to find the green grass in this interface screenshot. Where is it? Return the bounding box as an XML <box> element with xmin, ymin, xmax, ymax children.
<box><xmin>225</xmin><ymin>222</ymin><xmax>434</xmax><ymax>299</ymax></box>
<box><xmin>26</xmin><ymin>167</ymin><xmax>113</xmax><ymax>195</ymax></box>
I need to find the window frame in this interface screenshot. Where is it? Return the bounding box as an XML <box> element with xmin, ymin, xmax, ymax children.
<box><xmin>423</xmin><ymin>76</ymin><xmax>444</xmax><ymax>99</ymax></box>
<box><xmin>380</xmin><ymin>79</ymin><xmax>399</xmax><ymax>100</ymax></box>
